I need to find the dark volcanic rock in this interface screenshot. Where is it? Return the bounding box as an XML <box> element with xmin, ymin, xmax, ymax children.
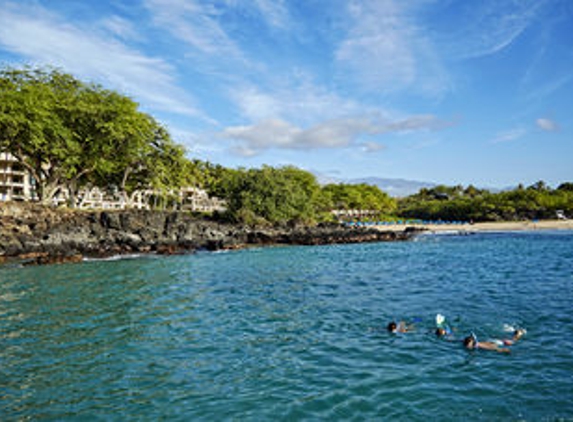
<box><xmin>0</xmin><ymin>203</ymin><xmax>420</xmax><ymax>265</ymax></box>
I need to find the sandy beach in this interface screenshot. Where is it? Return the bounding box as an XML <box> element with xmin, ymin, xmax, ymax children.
<box><xmin>375</xmin><ymin>219</ymin><xmax>573</xmax><ymax>233</ymax></box>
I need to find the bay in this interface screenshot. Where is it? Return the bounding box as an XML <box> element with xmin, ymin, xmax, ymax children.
<box><xmin>1</xmin><ymin>231</ymin><xmax>572</xmax><ymax>421</ymax></box>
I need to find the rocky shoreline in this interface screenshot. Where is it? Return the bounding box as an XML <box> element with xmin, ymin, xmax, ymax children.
<box><xmin>0</xmin><ymin>203</ymin><xmax>422</xmax><ymax>265</ymax></box>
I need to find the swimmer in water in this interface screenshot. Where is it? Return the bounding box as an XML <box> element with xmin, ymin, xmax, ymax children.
<box><xmin>435</xmin><ymin>314</ymin><xmax>455</xmax><ymax>339</ymax></box>
<box><xmin>436</xmin><ymin>327</ymin><xmax>452</xmax><ymax>337</ymax></box>
<box><xmin>463</xmin><ymin>333</ymin><xmax>510</xmax><ymax>353</ymax></box>
<box><xmin>500</xmin><ymin>328</ymin><xmax>527</xmax><ymax>345</ymax></box>
<box><xmin>463</xmin><ymin>329</ymin><xmax>526</xmax><ymax>353</ymax></box>
<box><xmin>387</xmin><ymin>321</ymin><xmax>414</xmax><ymax>333</ymax></box>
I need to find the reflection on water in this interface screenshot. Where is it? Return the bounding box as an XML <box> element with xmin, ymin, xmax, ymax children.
<box><xmin>1</xmin><ymin>232</ymin><xmax>573</xmax><ymax>420</ymax></box>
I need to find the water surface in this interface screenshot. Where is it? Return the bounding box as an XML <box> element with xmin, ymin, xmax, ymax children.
<box><xmin>1</xmin><ymin>231</ymin><xmax>572</xmax><ymax>420</ymax></box>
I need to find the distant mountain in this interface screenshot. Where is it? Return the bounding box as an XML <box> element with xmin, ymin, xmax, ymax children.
<box><xmin>348</xmin><ymin>177</ymin><xmax>436</xmax><ymax>197</ymax></box>
<box><xmin>315</xmin><ymin>174</ymin><xmax>436</xmax><ymax>197</ymax></box>
<box><xmin>315</xmin><ymin>173</ymin><xmax>509</xmax><ymax>197</ymax></box>
<box><xmin>347</xmin><ymin>178</ymin><xmax>510</xmax><ymax>197</ymax></box>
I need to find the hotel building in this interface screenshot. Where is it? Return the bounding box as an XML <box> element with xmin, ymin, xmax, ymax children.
<box><xmin>0</xmin><ymin>153</ymin><xmax>36</xmax><ymax>201</ymax></box>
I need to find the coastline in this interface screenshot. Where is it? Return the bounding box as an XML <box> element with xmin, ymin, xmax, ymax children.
<box><xmin>375</xmin><ymin>219</ymin><xmax>573</xmax><ymax>233</ymax></box>
<box><xmin>3</xmin><ymin>202</ymin><xmax>572</xmax><ymax>266</ymax></box>
<box><xmin>0</xmin><ymin>203</ymin><xmax>418</xmax><ymax>266</ymax></box>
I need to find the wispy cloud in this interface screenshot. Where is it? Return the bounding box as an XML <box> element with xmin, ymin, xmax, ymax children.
<box><xmin>222</xmin><ymin>114</ymin><xmax>449</xmax><ymax>156</ymax></box>
<box><xmin>443</xmin><ymin>0</ymin><xmax>548</xmax><ymax>59</ymax></box>
<box><xmin>0</xmin><ymin>2</ymin><xmax>201</xmax><ymax>118</ymax></box>
<box><xmin>228</xmin><ymin>76</ymin><xmax>364</xmax><ymax>125</ymax></box>
<box><xmin>359</xmin><ymin>141</ymin><xmax>386</xmax><ymax>153</ymax></box>
<box><xmin>525</xmin><ymin>73</ymin><xmax>573</xmax><ymax>103</ymax></box>
<box><xmin>335</xmin><ymin>0</ymin><xmax>449</xmax><ymax>96</ymax></box>
<box><xmin>99</xmin><ymin>15</ymin><xmax>141</xmax><ymax>42</ymax></box>
<box><xmin>490</xmin><ymin>128</ymin><xmax>528</xmax><ymax>144</ymax></box>
<box><xmin>490</xmin><ymin>117</ymin><xmax>559</xmax><ymax>144</ymax></box>
<box><xmin>144</xmin><ymin>0</ymin><xmax>242</xmax><ymax>59</ymax></box>
<box><xmin>536</xmin><ymin>118</ymin><xmax>559</xmax><ymax>132</ymax></box>
<box><xmin>252</xmin><ymin>0</ymin><xmax>290</xmax><ymax>29</ymax></box>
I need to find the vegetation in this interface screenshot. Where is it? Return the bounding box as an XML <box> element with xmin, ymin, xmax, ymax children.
<box><xmin>0</xmin><ymin>67</ymin><xmax>190</xmax><ymax>206</ymax></box>
<box><xmin>321</xmin><ymin>183</ymin><xmax>397</xmax><ymax>218</ymax></box>
<box><xmin>210</xmin><ymin>165</ymin><xmax>322</xmax><ymax>225</ymax></box>
<box><xmin>397</xmin><ymin>183</ymin><xmax>573</xmax><ymax>222</ymax></box>
<box><xmin>1</xmin><ymin>66</ymin><xmax>572</xmax><ymax>225</ymax></box>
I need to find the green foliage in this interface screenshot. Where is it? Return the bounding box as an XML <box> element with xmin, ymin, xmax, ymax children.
<box><xmin>398</xmin><ymin>182</ymin><xmax>573</xmax><ymax>221</ymax></box>
<box><xmin>321</xmin><ymin>183</ymin><xmax>397</xmax><ymax>215</ymax></box>
<box><xmin>216</xmin><ymin>165</ymin><xmax>323</xmax><ymax>225</ymax></box>
<box><xmin>0</xmin><ymin>66</ymin><xmax>188</xmax><ymax>206</ymax></box>
<box><xmin>557</xmin><ymin>182</ymin><xmax>573</xmax><ymax>192</ymax></box>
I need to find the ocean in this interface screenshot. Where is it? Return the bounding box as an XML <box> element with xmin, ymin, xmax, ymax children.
<box><xmin>1</xmin><ymin>230</ymin><xmax>572</xmax><ymax>420</ymax></box>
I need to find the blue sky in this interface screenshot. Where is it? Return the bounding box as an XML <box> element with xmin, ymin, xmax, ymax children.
<box><xmin>1</xmin><ymin>0</ymin><xmax>572</xmax><ymax>188</ymax></box>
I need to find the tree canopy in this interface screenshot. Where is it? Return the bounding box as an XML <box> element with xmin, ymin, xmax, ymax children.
<box><xmin>0</xmin><ymin>66</ymin><xmax>187</xmax><ymax>206</ymax></box>
<box><xmin>214</xmin><ymin>165</ymin><xmax>323</xmax><ymax>225</ymax></box>
<box><xmin>397</xmin><ymin>182</ymin><xmax>573</xmax><ymax>222</ymax></box>
<box><xmin>321</xmin><ymin>183</ymin><xmax>397</xmax><ymax>215</ymax></box>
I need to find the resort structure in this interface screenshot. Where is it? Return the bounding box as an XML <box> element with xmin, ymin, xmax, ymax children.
<box><xmin>0</xmin><ymin>153</ymin><xmax>36</xmax><ymax>202</ymax></box>
<box><xmin>0</xmin><ymin>153</ymin><xmax>225</xmax><ymax>212</ymax></box>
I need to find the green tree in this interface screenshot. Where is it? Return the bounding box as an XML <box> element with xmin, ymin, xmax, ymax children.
<box><xmin>1</xmin><ymin>67</ymin><xmax>74</xmax><ymax>202</ymax></box>
<box><xmin>217</xmin><ymin>166</ymin><xmax>322</xmax><ymax>225</ymax></box>
<box><xmin>0</xmin><ymin>66</ymin><xmax>187</xmax><ymax>207</ymax></box>
<box><xmin>557</xmin><ymin>182</ymin><xmax>573</xmax><ymax>192</ymax></box>
<box><xmin>321</xmin><ymin>183</ymin><xmax>396</xmax><ymax>215</ymax></box>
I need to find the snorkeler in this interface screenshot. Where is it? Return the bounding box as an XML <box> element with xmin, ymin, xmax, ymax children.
<box><xmin>463</xmin><ymin>329</ymin><xmax>526</xmax><ymax>353</ymax></box>
<box><xmin>463</xmin><ymin>333</ymin><xmax>510</xmax><ymax>353</ymax></box>
<box><xmin>501</xmin><ymin>328</ymin><xmax>527</xmax><ymax>345</ymax></box>
<box><xmin>436</xmin><ymin>327</ymin><xmax>452</xmax><ymax>337</ymax></box>
<box><xmin>435</xmin><ymin>314</ymin><xmax>455</xmax><ymax>339</ymax></box>
<box><xmin>387</xmin><ymin>321</ymin><xmax>414</xmax><ymax>333</ymax></box>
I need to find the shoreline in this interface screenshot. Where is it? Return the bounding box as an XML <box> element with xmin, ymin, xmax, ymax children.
<box><xmin>3</xmin><ymin>203</ymin><xmax>572</xmax><ymax>266</ymax></box>
<box><xmin>0</xmin><ymin>203</ymin><xmax>418</xmax><ymax>266</ymax></box>
<box><xmin>375</xmin><ymin>219</ymin><xmax>573</xmax><ymax>233</ymax></box>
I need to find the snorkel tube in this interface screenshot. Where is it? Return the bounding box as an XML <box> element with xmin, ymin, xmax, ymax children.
<box><xmin>470</xmin><ymin>332</ymin><xmax>479</xmax><ymax>349</ymax></box>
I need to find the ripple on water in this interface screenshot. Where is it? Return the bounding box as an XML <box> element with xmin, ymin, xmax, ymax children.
<box><xmin>1</xmin><ymin>231</ymin><xmax>573</xmax><ymax>420</ymax></box>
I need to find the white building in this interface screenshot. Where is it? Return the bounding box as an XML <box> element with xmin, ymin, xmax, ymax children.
<box><xmin>179</xmin><ymin>187</ymin><xmax>227</xmax><ymax>213</ymax></box>
<box><xmin>0</xmin><ymin>153</ymin><xmax>36</xmax><ymax>201</ymax></box>
<box><xmin>1</xmin><ymin>153</ymin><xmax>225</xmax><ymax>212</ymax></box>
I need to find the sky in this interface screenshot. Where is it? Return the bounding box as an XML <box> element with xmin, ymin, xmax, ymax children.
<box><xmin>1</xmin><ymin>0</ymin><xmax>572</xmax><ymax>189</ymax></box>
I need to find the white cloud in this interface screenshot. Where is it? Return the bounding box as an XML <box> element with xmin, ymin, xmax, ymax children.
<box><xmin>252</xmin><ymin>0</ymin><xmax>290</xmax><ymax>29</ymax></box>
<box><xmin>334</xmin><ymin>0</ymin><xmax>449</xmax><ymax>96</ymax></box>
<box><xmin>536</xmin><ymin>118</ymin><xmax>559</xmax><ymax>132</ymax></box>
<box><xmin>229</xmin><ymin>78</ymin><xmax>365</xmax><ymax>125</ymax></box>
<box><xmin>100</xmin><ymin>15</ymin><xmax>141</xmax><ymax>42</ymax></box>
<box><xmin>0</xmin><ymin>3</ymin><xmax>200</xmax><ymax>118</ymax></box>
<box><xmin>490</xmin><ymin>128</ymin><xmax>528</xmax><ymax>144</ymax></box>
<box><xmin>443</xmin><ymin>0</ymin><xmax>548</xmax><ymax>59</ymax></box>
<box><xmin>169</xmin><ymin>127</ymin><xmax>224</xmax><ymax>156</ymax></box>
<box><xmin>359</xmin><ymin>141</ymin><xmax>386</xmax><ymax>153</ymax></box>
<box><xmin>525</xmin><ymin>74</ymin><xmax>573</xmax><ymax>103</ymax></box>
<box><xmin>221</xmin><ymin>114</ymin><xmax>448</xmax><ymax>156</ymax></box>
<box><xmin>336</xmin><ymin>0</ymin><xmax>414</xmax><ymax>90</ymax></box>
<box><xmin>144</xmin><ymin>0</ymin><xmax>242</xmax><ymax>58</ymax></box>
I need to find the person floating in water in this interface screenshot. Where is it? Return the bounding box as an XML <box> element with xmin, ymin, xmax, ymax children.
<box><xmin>502</xmin><ymin>328</ymin><xmax>527</xmax><ymax>345</ymax></box>
<box><xmin>463</xmin><ymin>328</ymin><xmax>526</xmax><ymax>353</ymax></box>
<box><xmin>387</xmin><ymin>320</ymin><xmax>414</xmax><ymax>333</ymax></box>
<box><xmin>436</xmin><ymin>327</ymin><xmax>453</xmax><ymax>337</ymax></box>
<box><xmin>435</xmin><ymin>314</ymin><xmax>455</xmax><ymax>339</ymax></box>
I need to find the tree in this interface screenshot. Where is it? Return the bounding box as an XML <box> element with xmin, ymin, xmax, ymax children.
<box><xmin>217</xmin><ymin>166</ymin><xmax>322</xmax><ymax>225</ymax></box>
<box><xmin>1</xmin><ymin>67</ymin><xmax>75</xmax><ymax>202</ymax></box>
<box><xmin>321</xmin><ymin>183</ymin><xmax>396</xmax><ymax>215</ymax></box>
<box><xmin>557</xmin><ymin>182</ymin><xmax>573</xmax><ymax>192</ymax></box>
<box><xmin>0</xmin><ymin>66</ymin><xmax>186</xmax><ymax>207</ymax></box>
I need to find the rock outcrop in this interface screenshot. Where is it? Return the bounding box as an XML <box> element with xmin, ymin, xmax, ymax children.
<box><xmin>0</xmin><ymin>203</ymin><xmax>421</xmax><ymax>265</ymax></box>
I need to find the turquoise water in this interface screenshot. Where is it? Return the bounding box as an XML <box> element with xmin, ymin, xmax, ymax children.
<box><xmin>1</xmin><ymin>231</ymin><xmax>573</xmax><ymax>421</ymax></box>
